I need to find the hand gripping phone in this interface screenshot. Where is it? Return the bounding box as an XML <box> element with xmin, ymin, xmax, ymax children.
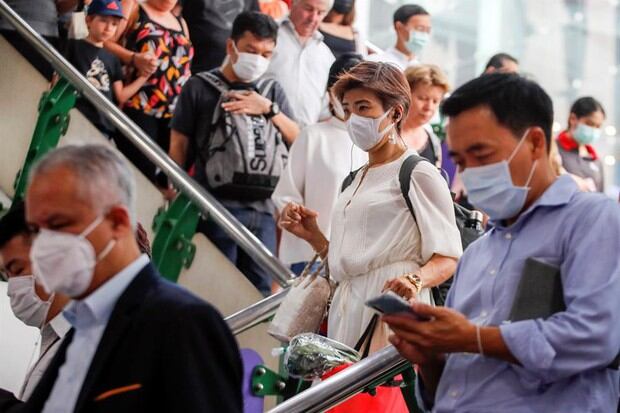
<box><xmin>365</xmin><ymin>291</ymin><xmax>431</xmax><ymax>321</ymax></box>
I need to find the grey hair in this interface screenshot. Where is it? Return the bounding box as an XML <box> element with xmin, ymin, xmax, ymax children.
<box><xmin>292</xmin><ymin>0</ymin><xmax>335</xmax><ymax>10</ymax></box>
<box><xmin>28</xmin><ymin>144</ymin><xmax>137</xmax><ymax>226</ymax></box>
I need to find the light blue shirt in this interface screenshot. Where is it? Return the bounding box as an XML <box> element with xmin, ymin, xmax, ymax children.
<box><xmin>42</xmin><ymin>254</ymin><xmax>149</xmax><ymax>413</ymax></box>
<box><xmin>431</xmin><ymin>176</ymin><xmax>620</xmax><ymax>412</ymax></box>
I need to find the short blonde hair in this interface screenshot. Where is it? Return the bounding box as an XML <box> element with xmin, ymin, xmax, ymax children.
<box><xmin>405</xmin><ymin>64</ymin><xmax>451</xmax><ymax>94</ymax></box>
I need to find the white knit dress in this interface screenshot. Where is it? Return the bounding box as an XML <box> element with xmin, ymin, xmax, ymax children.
<box><xmin>327</xmin><ymin>150</ymin><xmax>463</xmax><ymax>350</ymax></box>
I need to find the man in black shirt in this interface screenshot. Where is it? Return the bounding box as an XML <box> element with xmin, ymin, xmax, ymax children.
<box><xmin>170</xmin><ymin>11</ymin><xmax>298</xmax><ymax>295</ymax></box>
<box><xmin>181</xmin><ymin>0</ymin><xmax>260</xmax><ymax>72</ymax></box>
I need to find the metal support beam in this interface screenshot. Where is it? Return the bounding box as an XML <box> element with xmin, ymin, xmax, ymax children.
<box><xmin>13</xmin><ymin>78</ymin><xmax>77</xmax><ymax>201</ymax></box>
<box><xmin>151</xmin><ymin>193</ymin><xmax>201</xmax><ymax>282</ymax></box>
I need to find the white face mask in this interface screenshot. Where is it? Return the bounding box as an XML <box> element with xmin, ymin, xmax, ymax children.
<box><xmin>461</xmin><ymin>129</ymin><xmax>538</xmax><ymax>221</ymax></box>
<box><xmin>7</xmin><ymin>275</ymin><xmax>53</xmax><ymax>328</ymax></box>
<box><xmin>30</xmin><ymin>215</ymin><xmax>116</xmax><ymax>298</ymax></box>
<box><xmin>346</xmin><ymin>109</ymin><xmax>395</xmax><ymax>151</ymax></box>
<box><xmin>231</xmin><ymin>42</ymin><xmax>270</xmax><ymax>83</ymax></box>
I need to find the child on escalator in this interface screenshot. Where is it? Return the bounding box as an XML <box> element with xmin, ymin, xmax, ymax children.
<box><xmin>55</xmin><ymin>0</ymin><xmax>148</xmax><ymax>138</ymax></box>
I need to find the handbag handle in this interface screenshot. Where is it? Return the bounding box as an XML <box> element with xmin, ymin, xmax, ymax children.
<box><xmin>354</xmin><ymin>314</ymin><xmax>379</xmax><ymax>359</ymax></box>
<box><xmin>299</xmin><ymin>253</ymin><xmax>329</xmax><ymax>280</ymax></box>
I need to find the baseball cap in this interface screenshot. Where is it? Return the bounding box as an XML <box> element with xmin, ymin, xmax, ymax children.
<box><xmin>87</xmin><ymin>0</ymin><xmax>124</xmax><ymax>18</ymax></box>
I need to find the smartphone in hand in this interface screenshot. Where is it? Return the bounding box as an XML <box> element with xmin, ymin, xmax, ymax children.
<box><xmin>365</xmin><ymin>291</ymin><xmax>431</xmax><ymax>321</ymax></box>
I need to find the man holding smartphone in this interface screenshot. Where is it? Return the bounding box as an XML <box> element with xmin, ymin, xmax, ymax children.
<box><xmin>383</xmin><ymin>73</ymin><xmax>620</xmax><ymax>412</ymax></box>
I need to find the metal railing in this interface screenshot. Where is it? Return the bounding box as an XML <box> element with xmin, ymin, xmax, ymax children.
<box><xmin>1</xmin><ymin>8</ymin><xmax>419</xmax><ymax>412</ymax></box>
<box><xmin>267</xmin><ymin>346</ymin><xmax>409</xmax><ymax>413</ymax></box>
<box><xmin>225</xmin><ymin>288</ymin><xmax>288</xmax><ymax>335</ymax></box>
<box><xmin>0</xmin><ymin>0</ymin><xmax>294</xmax><ymax>289</ymax></box>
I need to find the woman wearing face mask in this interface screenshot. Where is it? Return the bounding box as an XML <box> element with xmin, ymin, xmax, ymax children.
<box><xmin>556</xmin><ymin>96</ymin><xmax>606</xmax><ymax>192</ymax></box>
<box><xmin>279</xmin><ymin>62</ymin><xmax>462</xmax><ymax>351</ymax></box>
<box><xmin>401</xmin><ymin>64</ymin><xmax>449</xmax><ymax>168</ymax></box>
<box><xmin>106</xmin><ymin>0</ymin><xmax>193</xmax><ymax>187</ymax></box>
<box><xmin>272</xmin><ymin>53</ymin><xmax>367</xmax><ymax>275</ymax></box>
<box><xmin>319</xmin><ymin>0</ymin><xmax>366</xmax><ymax>59</ymax></box>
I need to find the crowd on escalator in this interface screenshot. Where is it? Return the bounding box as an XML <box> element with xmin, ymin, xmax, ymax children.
<box><xmin>0</xmin><ymin>0</ymin><xmax>619</xmax><ymax>412</ymax></box>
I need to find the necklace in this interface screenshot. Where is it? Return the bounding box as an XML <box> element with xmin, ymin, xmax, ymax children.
<box><xmin>368</xmin><ymin>144</ymin><xmax>407</xmax><ymax>168</ymax></box>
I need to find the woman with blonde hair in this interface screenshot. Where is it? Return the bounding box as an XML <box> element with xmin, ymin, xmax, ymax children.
<box><xmin>401</xmin><ymin>64</ymin><xmax>450</xmax><ymax>168</ymax></box>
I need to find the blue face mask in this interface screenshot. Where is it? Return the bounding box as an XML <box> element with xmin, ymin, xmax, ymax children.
<box><xmin>408</xmin><ymin>31</ymin><xmax>430</xmax><ymax>56</ymax></box>
<box><xmin>573</xmin><ymin>123</ymin><xmax>601</xmax><ymax>145</ymax></box>
<box><xmin>461</xmin><ymin>129</ymin><xmax>538</xmax><ymax>221</ymax></box>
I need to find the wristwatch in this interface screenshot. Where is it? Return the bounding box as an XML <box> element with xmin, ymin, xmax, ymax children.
<box><xmin>265</xmin><ymin>101</ymin><xmax>280</xmax><ymax>119</ymax></box>
<box><xmin>403</xmin><ymin>273</ymin><xmax>423</xmax><ymax>293</ymax></box>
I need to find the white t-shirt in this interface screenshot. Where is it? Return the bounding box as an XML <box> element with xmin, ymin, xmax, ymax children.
<box><xmin>366</xmin><ymin>47</ymin><xmax>419</xmax><ymax>71</ymax></box>
<box><xmin>265</xmin><ymin>20</ymin><xmax>335</xmax><ymax>127</ymax></box>
<box><xmin>272</xmin><ymin>117</ymin><xmax>367</xmax><ymax>265</ymax></box>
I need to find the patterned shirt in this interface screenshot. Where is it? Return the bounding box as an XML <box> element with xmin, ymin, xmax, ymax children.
<box><xmin>124</xmin><ymin>6</ymin><xmax>194</xmax><ymax>119</ymax></box>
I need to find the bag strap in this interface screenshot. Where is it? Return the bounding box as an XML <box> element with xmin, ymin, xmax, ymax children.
<box><xmin>256</xmin><ymin>78</ymin><xmax>276</xmax><ymax>99</ymax></box>
<box><xmin>299</xmin><ymin>253</ymin><xmax>328</xmax><ymax>279</ymax></box>
<box><xmin>398</xmin><ymin>154</ymin><xmax>426</xmax><ymax>223</ymax></box>
<box><xmin>196</xmin><ymin>72</ymin><xmax>230</xmax><ymax>128</ymax></box>
<box><xmin>340</xmin><ymin>165</ymin><xmax>366</xmax><ymax>193</ymax></box>
<box><xmin>354</xmin><ymin>314</ymin><xmax>379</xmax><ymax>359</ymax></box>
<box><xmin>197</xmin><ymin>71</ymin><xmax>230</xmax><ymax>95</ymax></box>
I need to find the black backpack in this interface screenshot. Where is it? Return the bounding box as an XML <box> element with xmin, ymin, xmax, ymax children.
<box><xmin>341</xmin><ymin>154</ymin><xmax>484</xmax><ymax>305</ymax></box>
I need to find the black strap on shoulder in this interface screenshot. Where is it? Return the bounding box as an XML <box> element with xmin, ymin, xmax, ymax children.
<box><xmin>354</xmin><ymin>314</ymin><xmax>379</xmax><ymax>359</ymax></box>
<box><xmin>398</xmin><ymin>154</ymin><xmax>426</xmax><ymax>223</ymax></box>
<box><xmin>340</xmin><ymin>166</ymin><xmax>365</xmax><ymax>193</ymax></box>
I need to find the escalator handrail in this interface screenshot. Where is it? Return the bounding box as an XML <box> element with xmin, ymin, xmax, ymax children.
<box><xmin>267</xmin><ymin>345</ymin><xmax>409</xmax><ymax>413</ymax></box>
<box><xmin>225</xmin><ymin>288</ymin><xmax>288</xmax><ymax>335</ymax></box>
<box><xmin>0</xmin><ymin>0</ymin><xmax>294</xmax><ymax>288</ymax></box>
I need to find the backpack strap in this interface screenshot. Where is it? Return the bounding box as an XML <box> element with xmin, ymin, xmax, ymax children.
<box><xmin>256</xmin><ymin>78</ymin><xmax>276</xmax><ymax>99</ymax></box>
<box><xmin>398</xmin><ymin>154</ymin><xmax>426</xmax><ymax>223</ymax></box>
<box><xmin>196</xmin><ymin>72</ymin><xmax>231</xmax><ymax>126</ymax></box>
<box><xmin>340</xmin><ymin>166</ymin><xmax>365</xmax><ymax>193</ymax></box>
<box><xmin>196</xmin><ymin>71</ymin><xmax>230</xmax><ymax>95</ymax></box>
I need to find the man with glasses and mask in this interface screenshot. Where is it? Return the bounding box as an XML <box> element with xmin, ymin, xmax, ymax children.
<box><xmin>367</xmin><ymin>4</ymin><xmax>431</xmax><ymax>71</ymax></box>
<box><xmin>0</xmin><ymin>202</ymin><xmax>71</xmax><ymax>402</ymax></box>
<box><xmin>170</xmin><ymin>11</ymin><xmax>298</xmax><ymax>296</ymax></box>
<box><xmin>383</xmin><ymin>73</ymin><xmax>620</xmax><ymax>412</ymax></box>
<box><xmin>0</xmin><ymin>144</ymin><xmax>243</xmax><ymax>413</ymax></box>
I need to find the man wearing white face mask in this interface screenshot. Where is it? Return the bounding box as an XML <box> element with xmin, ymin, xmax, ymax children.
<box><xmin>367</xmin><ymin>4</ymin><xmax>431</xmax><ymax>71</ymax></box>
<box><xmin>170</xmin><ymin>11</ymin><xmax>298</xmax><ymax>296</ymax></box>
<box><xmin>384</xmin><ymin>73</ymin><xmax>620</xmax><ymax>412</ymax></box>
<box><xmin>0</xmin><ymin>202</ymin><xmax>71</xmax><ymax>401</ymax></box>
<box><xmin>0</xmin><ymin>145</ymin><xmax>243</xmax><ymax>413</ymax></box>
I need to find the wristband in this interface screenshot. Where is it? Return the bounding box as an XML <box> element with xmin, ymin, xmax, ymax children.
<box><xmin>476</xmin><ymin>324</ymin><xmax>485</xmax><ymax>356</ymax></box>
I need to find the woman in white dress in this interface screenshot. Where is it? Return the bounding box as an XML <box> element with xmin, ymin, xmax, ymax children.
<box><xmin>279</xmin><ymin>61</ymin><xmax>462</xmax><ymax>351</ymax></box>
